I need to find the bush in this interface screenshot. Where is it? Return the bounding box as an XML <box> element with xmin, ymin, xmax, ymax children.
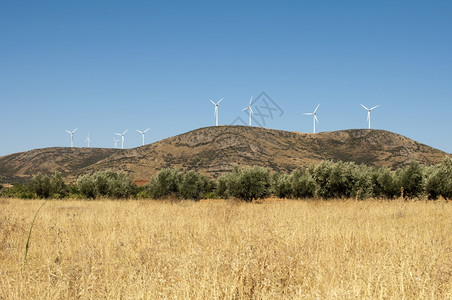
<box><xmin>290</xmin><ymin>168</ymin><xmax>317</xmax><ymax>199</ymax></box>
<box><xmin>77</xmin><ymin>169</ymin><xmax>137</xmax><ymax>199</ymax></box>
<box><xmin>216</xmin><ymin>173</ymin><xmax>232</xmax><ymax>199</ymax></box>
<box><xmin>425</xmin><ymin>156</ymin><xmax>452</xmax><ymax>200</ymax></box>
<box><xmin>396</xmin><ymin>161</ymin><xmax>425</xmax><ymax>198</ymax></box>
<box><xmin>77</xmin><ymin>174</ymin><xmax>96</xmax><ymax>199</ymax></box>
<box><xmin>146</xmin><ymin>168</ymin><xmax>183</xmax><ymax>199</ymax></box>
<box><xmin>28</xmin><ymin>172</ymin><xmax>68</xmax><ymax>199</ymax></box>
<box><xmin>310</xmin><ymin>161</ymin><xmax>373</xmax><ymax>199</ymax></box>
<box><xmin>372</xmin><ymin>167</ymin><xmax>399</xmax><ymax>198</ymax></box>
<box><xmin>271</xmin><ymin>172</ymin><xmax>292</xmax><ymax>198</ymax></box>
<box><xmin>179</xmin><ymin>170</ymin><xmax>214</xmax><ymax>200</ymax></box>
<box><xmin>219</xmin><ymin>166</ymin><xmax>271</xmax><ymax>202</ymax></box>
<box><xmin>0</xmin><ymin>183</ymin><xmax>35</xmax><ymax>199</ymax></box>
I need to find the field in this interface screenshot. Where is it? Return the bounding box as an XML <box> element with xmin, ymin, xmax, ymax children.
<box><xmin>1</xmin><ymin>198</ymin><xmax>452</xmax><ymax>299</ymax></box>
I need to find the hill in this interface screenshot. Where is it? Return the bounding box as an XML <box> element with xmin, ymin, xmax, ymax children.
<box><xmin>0</xmin><ymin>147</ymin><xmax>118</xmax><ymax>183</ymax></box>
<box><xmin>0</xmin><ymin>126</ymin><xmax>449</xmax><ymax>183</ymax></box>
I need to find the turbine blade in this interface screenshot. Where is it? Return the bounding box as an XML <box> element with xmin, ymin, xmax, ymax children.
<box><xmin>304</xmin><ymin>113</ymin><xmax>313</xmax><ymax>115</ymax></box>
<box><xmin>242</xmin><ymin>107</ymin><xmax>248</xmax><ymax>111</ymax></box>
<box><xmin>314</xmin><ymin>115</ymin><xmax>319</xmax><ymax>124</ymax></box>
<box><xmin>210</xmin><ymin>99</ymin><xmax>215</xmax><ymax>105</ymax></box>
<box><xmin>136</xmin><ymin>130</ymin><xmax>142</xmax><ymax>134</ymax></box>
<box><xmin>361</xmin><ymin>104</ymin><xmax>369</xmax><ymax>110</ymax></box>
<box><xmin>314</xmin><ymin>104</ymin><xmax>320</xmax><ymax>113</ymax></box>
<box><xmin>217</xmin><ymin>98</ymin><xmax>224</xmax><ymax>104</ymax></box>
<box><xmin>123</xmin><ymin>129</ymin><xmax>128</xmax><ymax>135</ymax></box>
<box><xmin>249</xmin><ymin>96</ymin><xmax>253</xmax><ymax>106</ymax></box>
<box><xmin>144</xmin><ymin>128</ymin><xmax>150</xmax><ymax>133</ymax></box>
<box><xmin>115</xmin><ymin>133</ymin><xmax>121</xmax><ymax>136</ymax></box>
<box><xmin>66</xmin><ymin>130</ymin><xmax>71</xmax><ymax>134</ymax></box>
<box><xmin>370</xmin><ymin>105</ymin><xmax>380</xmax><ymax>110</ymax></box>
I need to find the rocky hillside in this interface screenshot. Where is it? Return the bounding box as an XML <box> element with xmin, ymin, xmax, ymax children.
<box><xmin>0</xmin><ymin>126</ymin><xmax>449</xmax><ymax>183</ymax></box>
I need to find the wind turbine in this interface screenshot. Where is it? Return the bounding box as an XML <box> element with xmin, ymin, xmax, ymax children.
<box><xmin>136</xmin><ymin>128</ymin><xmax>150</xmax><ymax>146</ymax></box>
<box><xmin>242</xmin><ymin>96</ymin><xmax>253</xmax><ymax>126</ymax></box>
<box><xmin>65</xmin><ymin>128</ymin><xmax>77</xmax><ymax>147</ymax></box>
<box><xmin>361</xmin><ymin>104</ymin><xmax>380</xmax><ymax>129</ymax></box>
<box><xmin>85</xmin><ymin>133</ymin><xmax>91</xmax><ymax>148</ymax></box>
<box><xmin>115</xmin><ymin>129</ymin><xmax>128</xmax><ymax>149</ymax></box>
<box><xmin>304</xmin><ymin>104</ymin><xmax>320</xmax><ymax>133</ymax></box>
<box><xmin>114</xmin><ymin>138</ymin><xmax>119</xmax><ymax>149</ymax></box>
<box><xmin>209</xmin><ymin>98</ymin><xmax>223</xmax><ymax>126</ymax></box>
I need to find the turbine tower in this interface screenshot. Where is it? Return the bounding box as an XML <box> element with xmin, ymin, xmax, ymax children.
<box><xmin>361</xmin><ymin>104</ymin><xmax>380</xmax><ymax>129</ymax></box>
<box><xmin>242</xmin><ymin>96</ymin><xmax>253</xmax><ymax>126</ymax></box>
<box><xmin>209</xmin><ymin>98</ymin><xmax>223</xmax><ymax>126</ymax></box>
<box><xmin>304</xmin><ymin>104</ymin><xmax>320</xmax><ymax>133</ymax></box>
<box><xmin>114</xmin><ymin>138</ymin><xmax>119</xmax><ymax>149</ymax></box>
<box><xmin>65</xmin><ymin>128</ymin><xmax>77</xmax><ymax>147</ymax></box>
<box><xmin>136</xmin><ymin>128</ymin><xmax>150</xmax><ymax>146</ymax></box>
<box><xmin>85</xmin><ymin>133</ymin><xmax>91</xmax><ymax>148</ymax></box>
<box><xmin>115</xmin><ymin>129</ymin><xmax>128</xmax><ymax>149</ymax></box>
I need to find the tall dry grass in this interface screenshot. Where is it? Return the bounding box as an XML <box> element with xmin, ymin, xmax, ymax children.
<box><xmin>0</xmin><ymin>198</ymin><xmax>451</xmax><ymax>299</ymax></box>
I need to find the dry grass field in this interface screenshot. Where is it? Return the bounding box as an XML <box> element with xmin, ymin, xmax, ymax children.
<box><xmin>1</xmin><ymin>198</ymin><xmax>451</xmax><ymax>299</ymax></box>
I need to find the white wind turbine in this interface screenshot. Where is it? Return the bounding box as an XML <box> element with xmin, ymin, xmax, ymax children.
<box><xmin>242</xmin><ymin>96</ymin><xmax>253</xmax><ymax>126</ymax></box>
<box><xmin>85</xmin><ymin>133</ymin><xmax>91</xmax><ymax>148</ymax></box>
<box><xmin>65</xmin><ymin>128</ymin><xmax>77</xmax><ymax>147</ymax></box>
<box><xmin>304</xmin><ymin>104</ymin><xmax>320</xmax><ymax>133</ymax></box>
<box><xmin>136</xmin><ymin>128</ymin><xmax>150</xmax><ymax>146</ymax></box>
<box><xmin>209</xmin><ymin>98</ymin><xmax>223</xmax><ymax>126</ymax></box>
<box><xmin>361</xmin><ymin>104</ymin><xmax>380</xmax><ymax>129</ymax></box>
<box><xmin>113</xmin><ymin>138</ymin><xmax>119</xmax><ymax>149</ymax></box>
<box><xmin>115</xmin><ymin>129</ymin><xmax>128</xmax><ymax>149</ymax></box>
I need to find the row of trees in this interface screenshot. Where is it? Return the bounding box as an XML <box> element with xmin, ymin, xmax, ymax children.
<box><xmin>1</xmin><ymin>157</ymin><xmax>451</xmax><ymax>200</ymax></box>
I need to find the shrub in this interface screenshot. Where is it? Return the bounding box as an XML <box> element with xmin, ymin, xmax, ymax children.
<box><xmin>425</xmin><ymin>156</ymin><xmax>452</xmax><ymax>200</ymax></box>
<box><xmin>221</xmin><ymin>166</ymin><xmax>271</xmax><ymax>202</ymax></box>
<box><xmin>216</xmin><ymin>173</ymin><xmax>233</xmax><ymax>199</ymax></box>
<box><xmin>311</xmin><ymin>161</ymin><xmax>373</xmax><ymax>199</ymax></box>
<box><xmin>290</xmin><ymin>168</ymin><xmax>317</xmax><ymax>199</ymax></box>
<box><xmin>77</xmin><ymin>174</ymin><xmax>96</xmax><ymax>199</ymax></box>
<box><xmin>396</xmin><ymin>161</ymin><xmax>425</xmax><ymax>198</ymax></box>
<box><xmin>28</xmin><ymin>172</ymin><xmax>68</xmax><ymax>199</ymax></box>
<box><xmin>179</xmin><ymin>170</ymin><xmax>214</xmax><ymax>200</ymax></box>
<box><xmin>271</xmin><ymin>172</ymin><xmax>292</xmax><ymax>198</ymax></box>
<box><xmin>146</xmin><ymin>168</ymin><xmax>183</xmax><ymax>199</ymax></box>
<box><xmin>372</xmin><ymin>167</ymin><xmax>399</xmax><ymax>198</ymax></box>
<box><xmin>77</xmin><ymin>169</ymin><xmax>137</xmax><ymax>199</ymax></box>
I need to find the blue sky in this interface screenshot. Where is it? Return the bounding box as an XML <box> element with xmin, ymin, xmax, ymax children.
<box><xmin>1</xmin><ymin>1</ymin><xmax>451</xmax><ymax>156</ymax></box>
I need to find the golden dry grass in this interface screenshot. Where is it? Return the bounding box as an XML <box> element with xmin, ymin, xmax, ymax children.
<box><xmin>1</xmin><ymin>198</ymin><xmax>451</xmax><ymax>299</ymax></box>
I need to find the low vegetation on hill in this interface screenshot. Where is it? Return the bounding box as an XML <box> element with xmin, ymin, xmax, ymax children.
<box><xmin>2</xmin><ymin>157</ymin><xmax>452</xmax><ymax>201</ymax></box>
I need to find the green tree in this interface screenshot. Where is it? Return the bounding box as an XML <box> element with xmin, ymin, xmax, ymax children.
<box><xmin>425</xmin><ymin>156</ymin><xmax>452</xmax><ymax>200</ymax></box>
<box><xmin>28</xmin><ymin>172</ymin><xmax>68</xmax><ymax>199</ymax></box>
<box><xmin>179</xmin><ymin>170</ymin><xmax>214</xmax><ymax>200</ymax></box>
<box><xmin>77</xmin><ymin>174</ymin><xmax>96</xmax><ymax>199</ymax></box>
<box><xmin>396</xmin><ymin>161</ymin><xmax>425</xmax><ymax>198</ymax></box>
<box><xmin>290</xmin><ymin>168</ymin><xmax>316</xmax><ymax>199</ymax></box>
<box><xmin>146</xmin><ymin>168</ymin><xmax>183</xmax><ymax>199</ymax></box>
<box><xmin>225</xmin><ymin>166</ymin><xmax>271</xmax><ymax>202</ymax></box>
<box><xmin>372</xmin><ymin>167</ymin><xmax>399</xmax><ymax>198</ymax></box>
<box><xmin>271</xmin><ymin>172</ymin><xmax>292</xmax><ymax>198</ymax></box>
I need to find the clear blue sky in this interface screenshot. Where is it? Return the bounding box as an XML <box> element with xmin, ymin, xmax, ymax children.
<box><xmin>1</xmin><ymin>1</ymin><xmax>451</xmax><ymax>156</ymax></box>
